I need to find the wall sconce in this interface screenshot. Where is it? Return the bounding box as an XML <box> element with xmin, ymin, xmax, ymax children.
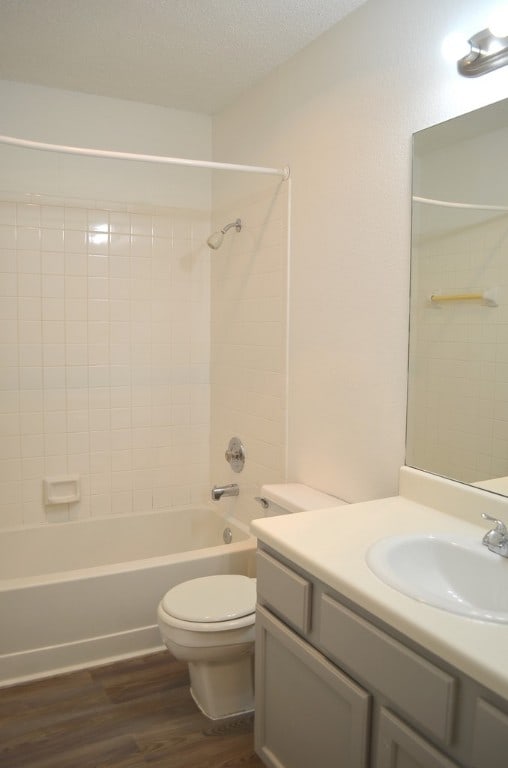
<box><xmin>458</xmin><ymin>8</ymin><xmax>508</xmax><ymax>76</ymax></box>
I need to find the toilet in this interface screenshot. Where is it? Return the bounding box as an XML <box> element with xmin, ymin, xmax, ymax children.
<box><xmin>157</xmin><ymin>482</ymin><xmax>345</xmax><ymax>719</ymax></box>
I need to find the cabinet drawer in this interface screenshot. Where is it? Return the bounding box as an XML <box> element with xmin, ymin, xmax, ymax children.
<box><xmin>471</xmin><ymin>698</ymin><xmax>508</xmax><ymax>768</ymax></box>
<box><xmin>256</xmin><ymin>550</ymin><xmax>312</xmax><ymax>633</ymax></box>
<box><xmin>320</xmin><ymin>594</ymin><xmax>457</xmax><ymax>744</ymax></box>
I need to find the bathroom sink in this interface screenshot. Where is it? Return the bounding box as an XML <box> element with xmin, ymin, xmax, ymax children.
<box><xmin>366</xmin><ymin>534</ymin><xmax>508</xmax><ymax>623</ymax></box>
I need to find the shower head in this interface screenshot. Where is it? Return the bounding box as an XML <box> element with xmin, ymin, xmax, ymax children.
<box><xmin>206</xmin><ymin>230</ymin><xmax>225</xmax><ymax>250</ymax></box>
<box><xmin>207</xmin><ymin>218</ymin><xmax>242</xmax><ymax>250</ymax></box>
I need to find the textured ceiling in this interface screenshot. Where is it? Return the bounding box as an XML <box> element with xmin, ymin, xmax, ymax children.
<box><xmin>0</xmin><ymin>0</ymin><xmax>366</xmax><ymax>114</ymax></box>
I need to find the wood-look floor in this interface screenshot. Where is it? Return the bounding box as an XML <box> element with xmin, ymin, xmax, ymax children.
<box><xmin>0</xmin><ymin>651</ymin><xmax>265</xmax><ymax>768</ymax></box>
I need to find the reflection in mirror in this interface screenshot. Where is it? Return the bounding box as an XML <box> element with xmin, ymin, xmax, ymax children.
<box><xmin>407</xmin><ymin>99</ymin><xmax>508</xmax><ymax>497</ymax></box>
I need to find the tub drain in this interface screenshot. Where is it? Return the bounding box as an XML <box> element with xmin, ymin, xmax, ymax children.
<box><xmin>223</xmin><ymin>527</ymin><xmax>233</xmax><ymax>544</ymax></box>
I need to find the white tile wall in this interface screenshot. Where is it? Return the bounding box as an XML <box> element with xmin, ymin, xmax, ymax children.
<box><xmin>0</xmin><ymin>194</ymin><xmax>211</xmax><ymax>529</ymax></box>
<box><xmin>210</xmin><ymin>180</ymin><xmax>289</xmax><ymax>522</ymax></box>
<box><xmin>407</xmin><ymin>208</ymin><xmax>508</xmax><ymax>484</ymax></box>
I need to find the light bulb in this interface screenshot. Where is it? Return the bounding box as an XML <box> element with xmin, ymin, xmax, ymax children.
<box><xmin>488</xmin><ymin>6</ymin><xmax>508</xmax><ymax>37</ymax></box>
<box><xmin>441</xmin><ymin>32</ymin><xmax>471</xmax><ymax>62</ymax></box>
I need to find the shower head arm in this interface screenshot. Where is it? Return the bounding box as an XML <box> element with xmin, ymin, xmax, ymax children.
<box><xmin>221</xmin><ymin>219</ymin><xmax>242</xmax><ymax>234</ymax></box>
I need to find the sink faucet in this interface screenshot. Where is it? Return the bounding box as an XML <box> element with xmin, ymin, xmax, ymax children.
<box><xmin>211</xmin><ymin>483</ymin><xmax>239</xmax><ymax>501</ymax></box>
<box><xmin>481</xmin><ymin>513</ymin><xmax>508</xmax><ymax>557</ymax></box>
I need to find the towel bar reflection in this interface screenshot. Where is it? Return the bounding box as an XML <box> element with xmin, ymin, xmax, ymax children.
<box><xmin>430</xmin><ymin>290</ymin><xmax>498</xmax><ymax>307</ymax></box>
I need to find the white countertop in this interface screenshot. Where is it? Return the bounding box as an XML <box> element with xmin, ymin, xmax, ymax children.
<box><xmin>251</xmin><ymin>494</ymin><xmax>508</xmax><ymax>700</ymax></box>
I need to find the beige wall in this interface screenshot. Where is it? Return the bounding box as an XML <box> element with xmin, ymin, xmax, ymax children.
<box><xmin>0</xmin><ymin>80</ymin><xmax>211</xmax><ymax>209</ymax></box>
<box><xmin>213</xmin><ymin>0</ymin><xmax>508</xmax><ymax>502</ymax></box>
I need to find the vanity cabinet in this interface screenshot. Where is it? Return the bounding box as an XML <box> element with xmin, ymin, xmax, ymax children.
<box><xmin>255</xmin><ymin>545</ymin><xmax>508</xmax><ymax>768</ymax></box>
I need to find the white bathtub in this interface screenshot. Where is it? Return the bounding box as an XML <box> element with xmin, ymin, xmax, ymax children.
<box><xmin>0</xmin><ymin>506</ymin><xmax>256</xmax><ymax>687</ymax></box>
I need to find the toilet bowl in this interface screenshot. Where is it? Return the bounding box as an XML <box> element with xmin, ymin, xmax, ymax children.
<box><xmin>157</xmin><ymin>483</ymin><xmax>345</xmax><ymax>720</ymax></box>
<box><xmin>157</xmin><ymin>574</ymin><xmax>256</xmax><ymax>719</ymax></box>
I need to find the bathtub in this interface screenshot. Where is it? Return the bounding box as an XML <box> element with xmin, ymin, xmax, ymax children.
<box><xmin>0</xmin><ymin>506</ymin><xmax>256</xmax><ymax>687</ymax></box>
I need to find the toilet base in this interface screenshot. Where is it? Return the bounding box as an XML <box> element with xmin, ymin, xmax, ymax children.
<box><xmin>187</xmin><ymin>650</ymin><xmax>254</xmax><ymax>720</ymax></box>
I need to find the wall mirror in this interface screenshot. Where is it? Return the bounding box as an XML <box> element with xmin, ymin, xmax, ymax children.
<box><xmin>406</xmin><ymin>98</ymin><xmax>508</xmax><ymax>497</ymax></box>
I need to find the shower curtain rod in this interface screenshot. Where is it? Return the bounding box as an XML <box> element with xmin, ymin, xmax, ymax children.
<box><xmin>413</xmin><ymin>195</ymin><xmax>508</xmax><ymax>212</ymax></box>
<box><xmin>0</xmin><ymin>133</ymin><xmax>290</xmax><ymax>180</ymax></box>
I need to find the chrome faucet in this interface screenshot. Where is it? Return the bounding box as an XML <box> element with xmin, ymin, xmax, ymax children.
<box><xmin>481</xmin><ymin>513</ymin><xmax>508</xmax><ymax>557</ymax></box>
<box><xmin>211</xmin><ymin>483</ymin><xmax>239</xmax><ymax>501</ymax></box>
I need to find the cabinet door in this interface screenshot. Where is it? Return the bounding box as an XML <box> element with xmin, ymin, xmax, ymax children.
<box><xmin>471</xmin><ymin>698</ymin><xmax>508</xmax><ymax>768</ymax></box>
<box><xmin>375</xmin><ymin>709</ymin><xmax>460</xmax><ymax>768</ymax></box>
<box><xmin>255</xmin><ymin>605</ymin><xmax>370</xmax><ymax>768</ymax></box>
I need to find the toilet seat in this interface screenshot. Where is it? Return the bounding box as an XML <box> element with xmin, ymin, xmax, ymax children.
<box><xmin>161</xmin><ymin>575</ymin><xmax>256</xmax><ymax>623</ymax></box>
<box><xmin>158</xmin><ymin>607</ymin><xmax>255</xmax><ymax>634</ymax></box>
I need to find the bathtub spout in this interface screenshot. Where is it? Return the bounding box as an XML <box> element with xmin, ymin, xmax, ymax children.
<box><xmin>211</xmin><ymin>484</ymin><xmax>239</xmax><ymax>501</ymax></box>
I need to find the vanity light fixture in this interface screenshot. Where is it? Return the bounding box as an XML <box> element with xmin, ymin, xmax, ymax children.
<box><xmin>458</xmin><ymin>7</ymin><xmax>508</xmax><ymax>76</ymax></box>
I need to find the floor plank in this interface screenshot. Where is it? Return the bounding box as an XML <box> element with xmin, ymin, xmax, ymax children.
<box><xmin>0</xmin><ymin>652</ymin><xmax>264</xmax><ymax>768</ymax></box>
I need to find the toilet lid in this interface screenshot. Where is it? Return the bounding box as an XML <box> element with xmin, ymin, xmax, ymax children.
<box><xmin>161</xmin><ymin>575</ymin><xmax>256</xmax><ymax>623</ymax></box>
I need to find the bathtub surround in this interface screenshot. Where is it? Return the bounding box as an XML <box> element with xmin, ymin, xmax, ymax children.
<box><xmin>0</xmin><ymin>195</ymin><xmax>211</xmax><ymax>527</ymax></box>
<box><xmin>0</xmin><ymin>78</ymin><xmax>290</xmax><ymax>532</ymax></box>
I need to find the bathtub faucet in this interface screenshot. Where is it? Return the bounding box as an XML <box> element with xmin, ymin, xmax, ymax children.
<box><xmin>211</xmin><ymin>483</ymin><xmax>239</xmax><ymax>501</ymax></box>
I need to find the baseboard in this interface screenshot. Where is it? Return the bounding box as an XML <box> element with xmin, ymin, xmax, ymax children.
<box><xmin>0</xmin><ymin>624</ymin><xmax>164</xmax><ymax>688</ymax></box>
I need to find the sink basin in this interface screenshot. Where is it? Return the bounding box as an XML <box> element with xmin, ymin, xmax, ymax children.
<box><xmin>366</xmin><ymin>534</ymin><xmax>508</xmax><ymax>623</ymax></box>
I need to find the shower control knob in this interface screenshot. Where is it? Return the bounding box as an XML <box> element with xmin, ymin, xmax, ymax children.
<box><xmin>225</xmin><ymin>437</ymin><xmax>245</xmax><ymax>473</ymax></box>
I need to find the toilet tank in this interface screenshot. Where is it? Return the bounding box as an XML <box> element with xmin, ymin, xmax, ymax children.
<box><xmin>259</xmin><ymin>483</ymin><xmax>346</xmax><ymax>516</ymax></box>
